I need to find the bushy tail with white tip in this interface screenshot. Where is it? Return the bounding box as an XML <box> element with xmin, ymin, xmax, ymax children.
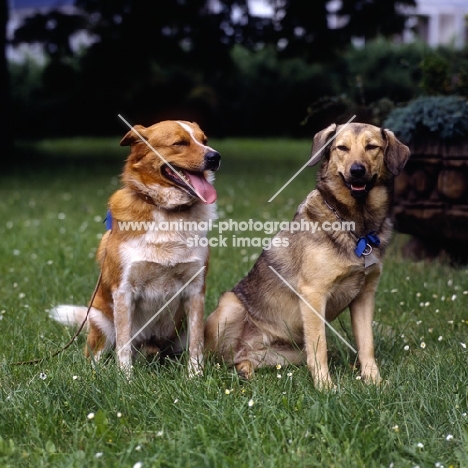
<box><xmin>49</xmin><ymin>305</ymin><xmax>89</xmax><ymax>329</ymax></box>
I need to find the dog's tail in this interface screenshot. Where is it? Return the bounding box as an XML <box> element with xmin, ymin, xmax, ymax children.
<box><xmin>49</xmin><ymin>305</ymin><xmax>89</xmax><ymax>329</ymax></box>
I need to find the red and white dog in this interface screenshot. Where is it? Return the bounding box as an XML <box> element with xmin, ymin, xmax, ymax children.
<box><xmin>51</xmin><ymin>120</ymin><xmax>220</xmax><ymax>376</ymax></box>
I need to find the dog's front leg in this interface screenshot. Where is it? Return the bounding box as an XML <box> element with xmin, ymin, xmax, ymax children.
<box><xmin>299</xmin><ymin>289</ymin><xmax>333</xmax><ymax>389</ymax></box>
<box><xmin>350</xmin><ymin>269</ymin><xmax>382</xmax><ymax>384</ymax></box>
<box><xmin>113</xmin><ymin>289</ymin><xmax>134</xmax><ymax>375</ymax></box>
<box><xmin>185</xmin><ymin>292</ymin><xmax>205</xmax><ymax>377</ymax></box>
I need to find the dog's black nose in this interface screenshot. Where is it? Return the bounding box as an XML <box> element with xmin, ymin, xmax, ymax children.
<box><xmin>204</xmin><ymin>151</ymin><xmax>221</xmax><ymax>170</ymax></box>
<box><xmin>350</xmin><ymin>163</ymin><xmax>366</xmax><ymax>178</ymax></box>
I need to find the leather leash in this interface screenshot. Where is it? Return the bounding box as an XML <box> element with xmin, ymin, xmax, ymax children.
<box><xmin>10</xmin><ymin>238</ymin><xmax>108</xmax><ymax>366</ymax></box>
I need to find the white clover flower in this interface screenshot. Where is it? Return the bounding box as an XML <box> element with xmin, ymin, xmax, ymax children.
<box><xmin>87</xmin><ymin>412</ymin><xmax>95</xmax><ymax>420</ymax></box>
<box><xmin>461</xmin><ymin>343</ymin><xmax>466</xmax><ymax>349</ymax></box>
<box><xmin>39</xmin><ymin>373</ymin><xmax>47</xmax><ymax>380</ymax></box>
<box><xmin>225</xmin><ymin>389</ymin><xmax>231</xmax><ymax>395</ymax></box>
<box><xmin>404</xmin><ymin>345</ymin><xmax>410</xmax><ymax>351</ymax></box>
<box><xmin>95</xmin><ymin>452</ymin><xmax>103</xmax><ymax>458</ymax></box>
<box><xmin>133</xmin><ymin>463</ymin><xmax>143</xmax><ymax>468</ymax></box>
<box><xmin>248</xmin><ymin>399</ymin><xmax>254</xmax><ymax>407</ymax></box>
<box><xmin>416</xmin><ymin>442</ymin><xmax>424</xmax><ymax>448</ymax></box>
<box><xmin>420</xmin><ymin>342</ymin><xmax>426</xmax><ymax>349</ymax></box>
<box><xmin>445</xmin><ymin>434</ymin><xmax>454</xmax><ymax>441</ymax></box>
<box><xmin>276</xmin><ymin>364</ymin><xmax>282</xmax><ymax>370</ymax></box>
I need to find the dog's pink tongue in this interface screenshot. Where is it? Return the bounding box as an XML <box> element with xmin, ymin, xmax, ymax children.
<box><xmin>351</xmin><ymin>184</ymin><xmax>366</xmax><ymax>191</ymax></box>
<box><xmin>186</xmin><ymin>171</ymin><xmax>217</xmax><ymax>204</ymax></box>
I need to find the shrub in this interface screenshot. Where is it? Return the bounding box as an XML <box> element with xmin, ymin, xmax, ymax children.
<box><xmin>341</xmin><ymin>38</ymin><xmax>425</xmax><ymax>104</ymax></box>
<box><xmin>383</xmin><ymin>95</ymin><xmax>468</xmax><ymax>144</ymax></box>
<box><xmin>419</xmin><ymin>48</ymin><xmax>468</xmax><ymax>98</ymax></box>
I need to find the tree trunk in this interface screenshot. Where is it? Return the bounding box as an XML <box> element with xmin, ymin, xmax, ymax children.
<box><xmin>0</xmin><ymin>0</ymin><xmax>11</xmax><ymax>153</ymax></box>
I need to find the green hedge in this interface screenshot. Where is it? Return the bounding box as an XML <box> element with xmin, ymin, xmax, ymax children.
<box><xmin>383</xmin><ymin>95</ymin><xmax>468</xmax><ymax>144</ymax></box>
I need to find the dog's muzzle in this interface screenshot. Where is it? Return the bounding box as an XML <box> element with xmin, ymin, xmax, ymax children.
<box><xmin>341</xmin><ymin>163</ymin><xmax>377</xmax><ymax>200</ymax></box>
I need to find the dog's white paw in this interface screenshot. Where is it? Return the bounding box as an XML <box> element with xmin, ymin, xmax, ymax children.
<box><xmin>188</xmin><ymin>358</ymin><xmax>203</xmax><ymax>378</ymax></box>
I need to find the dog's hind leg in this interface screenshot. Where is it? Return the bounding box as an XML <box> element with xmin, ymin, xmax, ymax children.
<box><xmin>206</xmin><ymin>292</ymin><xmax>304</xmax><ymax>378</ymax></box>
<box><xmin>236</xmin><ymin>345</ymin><xmax>304</xmax><ymax>380</ymax></box>
<box><xmin>205</xmin><ymin>292</ymin><xmax>247</xmax><ymax>363</ymax></box>
<box><xmin>86</xmin><ymin>307</ymin><xmax>115</xmax><ymax>361</ymax></box>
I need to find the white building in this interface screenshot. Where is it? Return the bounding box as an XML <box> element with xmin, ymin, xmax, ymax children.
<box><xmin>404</xmin><ymin>0</ymin><xmax>468</xmax><ymax>48</ymax></box>
<box><xmin>327</xmin><ymin>0</ymin><xmax>468</xmax><ymax>48</ymax></box>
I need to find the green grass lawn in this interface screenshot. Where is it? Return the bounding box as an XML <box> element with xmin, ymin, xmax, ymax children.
<box><xmin>1</xmin><ymin>137</ymin><xmax>467</xmax><ymax>467</ymax></box>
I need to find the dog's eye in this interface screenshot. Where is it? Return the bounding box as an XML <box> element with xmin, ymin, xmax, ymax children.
<box><xmin>336</xmin><ymin>145</ymin><xmax>349</xmax><ymax>152</ymax></box>
<box><xmin>366</xmin><ymin>144</ymin><xmax>379</xmax><ymax>151</ymax></box>
<box><xmin>173</xmin><ymin>141</ymin><xmax>189</xmax><ymax>147</ymax></box>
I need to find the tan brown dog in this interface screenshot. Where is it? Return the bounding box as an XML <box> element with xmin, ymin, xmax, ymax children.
<box><xmin>52</xmin><ymin>120</ymin><xmax>220</xmax><ymax>376</ymax></box>
<box><xmin>205</xmin><ymin>122</ymin><xmax>409</xmax><ymax>388</ymax></box>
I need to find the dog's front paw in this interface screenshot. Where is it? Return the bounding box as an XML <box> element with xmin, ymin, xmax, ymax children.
<box><xmin>235</xmin><ymin>360</ymin><xmax>254</xmax><ymax>380</ymax></box>
<box><xmin>360</xmin><ymin>362</ymin><xmax>381</xmax><ymax>385</ymax></box>
<box><xmin>188</xmin><ymin>358</ymin><xmax>203</xmax><ymax>378</ymax></box>
<box><xmin>313</xmin><ymin>374</ymin><xmax>336</xmax><ymax>391</ymax></box>
<box><xmin>361</xmin><ymin>373</ymin><xmax>382</xmax><ymax>385</ymax></box>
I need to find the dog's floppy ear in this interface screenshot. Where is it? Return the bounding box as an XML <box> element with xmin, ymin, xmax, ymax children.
<box><xmin>381</xmin><ymin>128</ymin><xmax>410</xmax><ymax>176</ymax></box>
<box><xmin>120</xmin><ymin>125</ymin><xmax>148</xmax><ymax>146</ymax></box>
<box><xmin>307</xmin><ymin>123</ymin><xmax>337</xmax><ymax>167</ymax></box>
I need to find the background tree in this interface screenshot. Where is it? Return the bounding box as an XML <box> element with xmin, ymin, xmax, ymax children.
<box><xmin>1</xmin><ymin>0</ymin><xmax>10</xmax><ymax>151</ymax></box>
<box><xmin>8</xmin><ymin>0</ymin><xmax>419</xmax><ymax>138</ymax></box>
<box><xmin>264</xmin><ymin>0</ymin><xmax>416</xmax><ymax>61</ymax></box>
<box><xmin>336</xmin><ymin>0</ymin><xmax>416</xmax><ymax>42</ymax></box>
